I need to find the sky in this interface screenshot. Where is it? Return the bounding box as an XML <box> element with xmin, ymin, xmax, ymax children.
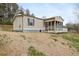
<box><xmin>18</xmin><ymin>3</ymin><xmax>78</xmax><ymax>25</ymax></box>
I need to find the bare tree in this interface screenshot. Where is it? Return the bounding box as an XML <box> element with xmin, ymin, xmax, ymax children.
<box><xmin>26</xmin><ymin>9</ymin><xmax>30</xmax><ymax>16</ymax></box>
<box><xmin>31</xmin><ymin>13</ymin><xmax>34</xmax><ymax>16</ymax></box>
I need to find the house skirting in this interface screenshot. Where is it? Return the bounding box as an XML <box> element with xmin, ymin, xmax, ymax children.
<box><xmin>13</xmin><ymin>27</ymin><xmax>45</xmax><ymax>32</ymax></box>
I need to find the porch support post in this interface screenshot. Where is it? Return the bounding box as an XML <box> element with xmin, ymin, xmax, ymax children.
<box><xmin>47</xmin><ymin>22</ymin><xmax>49</xmax><ymax>31</ymax></box>
<box><xmin>57</xmin><ymin>21</ymin><xmax>58</xmax><ymax>28</ymax></box>
<box><xmin>56</xmin><ymin>21</ymin><xmax>58</xmax><ymax>31</ymax></box>
<box><xmin>45</xmin><ymin>22</ymin><xmax>46</xmax><ymax>31</ymax></box>
<box><xmin>60</xmin><ymin>22</ymin><xmax>63</xmax><ymax>31</ymax></box>
<box><xmin>51</xmin><ymin>21</ymin><xmax>53</xmax><ymax>30</ymax></box>
<box><xmin>50</xmin><ymin>21</ymin><xmax>52</xmax><ymax>30</ymax></box>
<box><xmin>59</xmin><ymin>22</ymin><xmax>60</xmax><ymax>28</ymax></box>
<box><xmin>59</xmin><ymin>22</ymin><xmax>61</xmax><ymax>31</ymax></box>
<box><xmin>61</xmin><ymin>22</ymin><xmax>63</xmax><ymax>27</ymax></box>
<box><xmin>54</xmin><ymin>21</ymin><xmax>56</xmax><ymax>32</ymax></box>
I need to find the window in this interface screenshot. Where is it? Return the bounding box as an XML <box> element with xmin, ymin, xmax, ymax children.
<box><xmin>28</xmin><ymin>18</ymin><xmax>34</xmax><ymax>26</ymax></box>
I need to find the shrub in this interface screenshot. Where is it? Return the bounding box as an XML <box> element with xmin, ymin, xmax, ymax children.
<box><xmin>28</xmin><ymin>46</ymin><xmax>46</xmax><ymax>56</ymax></box>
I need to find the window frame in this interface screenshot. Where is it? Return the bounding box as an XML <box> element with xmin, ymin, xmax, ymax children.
<box><xmin>28</xmin><ymin>18</ymin><xmax>35</xmax><ymax>26</ymax></box>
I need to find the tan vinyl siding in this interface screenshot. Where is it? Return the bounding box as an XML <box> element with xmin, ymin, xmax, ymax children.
<box><xmin>13</xmin><ymin>16</ymin><xmax>44</xmax><ymax>31</ymax></box>
<box><xmin>13</xmin><ymin>17</ymin><xmax>23</xmax><ymax>30</ymax></box>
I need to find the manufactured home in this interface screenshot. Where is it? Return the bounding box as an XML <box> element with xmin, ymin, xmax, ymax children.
<box><xmin>13</xmin><ymin>14</ymin><xmax>67</xmax><ymax>33</ymax></box>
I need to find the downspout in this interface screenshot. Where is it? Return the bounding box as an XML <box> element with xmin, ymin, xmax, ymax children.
<box><xmin>22</xmin><ymin>15</ymin><xmax>23</xmax><ymax>32</ymax></box>
<box><xmin>54</xmin><ymin>21</ymin><xmax>55</xmax><ymax>33</ymax></box>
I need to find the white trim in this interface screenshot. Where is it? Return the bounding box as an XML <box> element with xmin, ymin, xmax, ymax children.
<box><xmin>23</xmin><ymin>27</ymin><xmax>45</xmax><ymax>30</ymax></box>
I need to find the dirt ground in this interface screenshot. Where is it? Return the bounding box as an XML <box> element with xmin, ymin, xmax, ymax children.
<box><xmin>0</xmin><ymin>31</ymin><xmax>78</xmax><ymax>56</ymax></box>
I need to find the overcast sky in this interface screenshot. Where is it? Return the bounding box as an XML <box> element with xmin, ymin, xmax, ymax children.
<box><xmin>18</xmin><ymin>3</ymin><xmax>78</xmax><ymax>25</ymax></box>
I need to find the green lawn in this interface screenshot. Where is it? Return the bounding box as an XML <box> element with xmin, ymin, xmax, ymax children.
<box><xmin>60</xmin><ymin>33</ymin><xmax>79</xmax><ymax>52</ymax></box>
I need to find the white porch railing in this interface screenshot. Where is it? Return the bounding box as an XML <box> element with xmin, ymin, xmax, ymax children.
<box><xmin>55</xmin><ymin>28</ymin><xmax>68</xmax><ymax>32</ymax></box>
<box><xmin>47</xmin><ymin>28</ymin><xmax>68</xmax><ymax>33</ymax></box>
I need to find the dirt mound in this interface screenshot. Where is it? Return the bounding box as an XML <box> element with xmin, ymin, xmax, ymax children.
<box><xmin>0</xmin><ymin>31</ymin><xmax>78</xmax><ymax>56</ymax></box>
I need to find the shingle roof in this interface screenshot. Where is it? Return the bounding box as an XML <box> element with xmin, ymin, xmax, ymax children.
<box><xmin>13</xmin><ymin>15</ymin><xmax>64</xmax><ymax>22</ymax></box>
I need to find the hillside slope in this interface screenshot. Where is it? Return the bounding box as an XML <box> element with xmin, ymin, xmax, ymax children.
<box><xmin>0</xmin><ymin>31</ymin><xmax>78</xmax><ymax>56</ymax></box>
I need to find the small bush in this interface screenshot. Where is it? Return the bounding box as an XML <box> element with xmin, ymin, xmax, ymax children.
<box><xmin>28</xmin><ymin>46</ymin><xmax>46</xmax><ymax>56</ymax></box>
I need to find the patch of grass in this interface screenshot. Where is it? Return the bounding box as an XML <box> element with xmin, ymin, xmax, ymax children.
<box><xmin>50</xmin><ymin>34</ymin><xmax>58</xmax><ymax>42</ymax></box>
<box><xmin>51</xmin><ymin>34</ymin><xmax>58</xmax><ymax>37</ymax></box>
<box><xmin>20</xmin><ymin>35</ymin><xmax>31</xmax><ymax>43</ymax></box>
<box><xmin>28</xmin><ymin>46</ymin><xmax>46</xmax><ymax>56</ymax></box>
<box><xmin>53</xmin><ymin>38</ymin><xmax>58</xmax><ymax>42</ymax></box>
<box><xmin>62</xmin><ymin>33</ymin><xmax>79</xmax><ymax>52</ymax></box>
<box><xmin>20</xmin><ymin>35</ymin><xmax>26</xmax><ymax>40</ymax></box>
<box><xmin>0</xmin><ymin>34</ymin><xmax>9</xmax><ymax>47</ymax></box>
<box><xmin>0</xmin><ymin>34</ymin><xmax>11</xmax><ymax>56</ymax></box>
<box><xmin>0</xmin><ymin>52</ymin><xmax>7</xmax><ymax>56</ymax></box>
<box><xmin>61</xmin><ymin>42</ymin><xmax>65</xmax><ymax>45</ymax></box>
